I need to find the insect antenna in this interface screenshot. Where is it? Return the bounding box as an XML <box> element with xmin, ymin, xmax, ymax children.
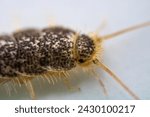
<box><xmin>93</xmin><ymin>59</ymin><xmax>140</xmax><ymax>100</ymax></box>
<box><xmin>102</xmin><ymin>21</ymin><xmax>150</xmax><ymax>40</ymax></box>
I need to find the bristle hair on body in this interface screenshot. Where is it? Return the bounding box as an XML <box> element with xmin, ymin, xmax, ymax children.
<box><xmin>0</xmin><ymin>21</ymin><xmax>150</xmax><ymax>99</ymax></box>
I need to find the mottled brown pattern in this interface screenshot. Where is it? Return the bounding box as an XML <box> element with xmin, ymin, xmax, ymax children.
<box><xmin>0</xmin><ymin>35</ymin><xmax>18</xmax><ymax>77</ymax></box>
<box><xmin>40</xmin><ymin>27</ymin><xmax>76</xmax><ymax>70</ymax></box>
<box><xmin>76</xmin><ymin>34</ymin><xmax>95</xmax><ymax>63</ymax></box>
<box><xmin>0</xmin><ymin>27</ymin><xmax>95</xmax><ymax>78</ymax></box>
<box><xmin>13</xmin><ymin>29</ymin><xmax>45</xmax><ymax>74</ymax></box>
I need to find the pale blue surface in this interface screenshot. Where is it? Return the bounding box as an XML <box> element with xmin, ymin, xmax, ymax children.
<box><xmin>0</xmin><ymin>0</ymin><xmax>150</xmax><ymax>99</ymax></box>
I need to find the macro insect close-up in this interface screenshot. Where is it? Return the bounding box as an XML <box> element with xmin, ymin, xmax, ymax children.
<box><xmin>0</xmin><ymin>0</ymin><xmax>150</xmax><ymax>100</ymax></box>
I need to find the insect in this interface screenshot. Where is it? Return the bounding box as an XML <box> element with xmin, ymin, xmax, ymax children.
<box><xmin>0</xmin><ymin>21</ymin><xmax>150</xmax><ymax>99</ymax></box>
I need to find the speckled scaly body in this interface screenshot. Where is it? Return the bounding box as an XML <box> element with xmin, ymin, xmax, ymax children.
<box><xmin>0</xmin><ymin>22</ymin><xmax>148</xmax><ymax>99</ymax></box>
<box><xmin>0</xmin><ymin>27</ymin><xmax>95</xmax><ymax>78</ymax></box>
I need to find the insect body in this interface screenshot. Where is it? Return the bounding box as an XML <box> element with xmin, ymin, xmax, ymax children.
<box><xmin>0</xmin><ymin>26</ymin><xmax>101</xmax><ymax>98</ymax></box>
<box><xmin>0</xmin><ymin>22</ymin><xmax>150</xmax><ymax>99</ymax></box>
<box><xmin>0</xmin><ymin>27</ymin><xmax>99</xmax><ymax>76</ymax></box>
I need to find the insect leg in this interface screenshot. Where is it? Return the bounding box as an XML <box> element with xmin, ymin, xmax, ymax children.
<box><xmin>98</xmin><ymin>77</ymin><xmax>108</xmax><ymax>96</ymax></box>
<box><xmin>93</xmin><ymin>59</ymin><xmax>140</xmax><ymax>100</ymax></box>
<box><xmin>90</xmin><ymin>70</ymin><xmax>108</xmax><ymax>96</ymax></box>
<box><xmin>22</xmin><ymin>78</ymin><xmax>36</xmax><ymax>100</ymax></box>
<box><xmin>0</xmin><ymin>78</ymin><xmax>10</xmax><ymax>84</ymax></box>
<box><xmin>63</xmin><ymin>77</ymin><xmax>80</xmax><ymax>92</ymax></box>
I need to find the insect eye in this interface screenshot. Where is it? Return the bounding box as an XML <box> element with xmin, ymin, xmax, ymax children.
<box><xmin>78</xmin><ymin>59</ymin><xmax>85</xmax><ymax>63</ymax></box>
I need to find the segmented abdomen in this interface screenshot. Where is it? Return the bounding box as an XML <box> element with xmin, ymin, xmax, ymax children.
<box><xmin>0</xmin><ymin>27</ymin><xmax>76</xmax><ymax>77</ymax></box>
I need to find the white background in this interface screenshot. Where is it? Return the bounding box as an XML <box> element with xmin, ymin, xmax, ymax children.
<box><xmin>0</xmin><ymin>0</ymin><xmax>150</xmax><ymax>99</ymax></box>
<box><xmin>0</xmin><ymin>100</ymin><xmax>150</xmax><ymax>117</ymax></box>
